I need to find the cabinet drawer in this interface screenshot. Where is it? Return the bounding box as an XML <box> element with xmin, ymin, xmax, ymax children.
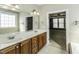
<box><xmin>32</xmin><ymin>37</ymin><xmax>38</xmax><ymax>43</ymax></box>
<box><xmin>31</xmin><ymin>36</ymin><xmax>38</xmax><ymax>54</ymax></box>
<box><xmin>32</xmin><ymin>48</ymin><xmax>38</xmax><ymax>54</ymax></box>
<box><xmin>32</xmin><ymin>44</ymin><xmax>38</xmax><ymax>48</ymax></box>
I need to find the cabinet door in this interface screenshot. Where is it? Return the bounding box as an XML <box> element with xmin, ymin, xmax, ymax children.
<box><xmin>38</xmin><ymin>32</ymin><xmax>47</xmax><ymax>50</ymax></box>
<box><xmin>0</xmin><ymin>44</ymin><xmax>20</xmax><ymax>54</ymax></box>
<box><xmin>42</xmin><ymin>33</ymin><xmax>47</xmax><ymax>46</ymax></box>
<box><xmin>38</xmin><ymin>35</ymin><xmax>43</xmax><ymax>50</ymax></box>
<box><xmin>20</xmin><ymin>39</ymin><xmax>31</xmax><ymax>54</ymax></box>
<box><xmin>31</xmin><ymin>36</ymin><xmax>38</xmax><ymax>54</ymax></box>
<box><xmin>0</xmin><ymin>45</ymin><xmax>16</xmax><ymax>54</ymax></box>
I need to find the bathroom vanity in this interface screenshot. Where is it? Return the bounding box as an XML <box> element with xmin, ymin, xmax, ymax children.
<box><xmin>0</xmin><ymin>30</ymin><xmax>47</xmax><ymax>54</ymax></box>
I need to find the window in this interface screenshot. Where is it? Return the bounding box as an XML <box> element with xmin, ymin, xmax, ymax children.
<box><xmin>49</xmin><ymin>12</ymin><xmax>66</xmax><ymax>29</ymax></box>
<box><xmin>52</xmin><ymin>18</ymin><xmax>65</xmax><ymax>29</ymax></box>
<box><xmin>59</xmin><ymin>18</ymin><xmax>64</xmax><ymax>28</ymax></box>
<box><xmin>0</xmin><ymin>12</ymin><xmax>16</xmax><ymax>28</ymax></box>
<box><xmin>53</xmin><ymin>18</ymin><xmax>58</xmax><ymax>28</ymax></box>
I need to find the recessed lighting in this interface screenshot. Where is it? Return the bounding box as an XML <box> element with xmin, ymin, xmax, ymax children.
<box><xmin>11</xmin><ymin>8</ymin><xmax>16</xmax><ymax>10</ymax></box>
<box><xmin>5</xmin><ymin>4</ymin><xmax>11</xmax><ymax>6</ymax></box>
<box><xmin>15</xmin><ymin>5</ymin><xmax>19</xmax><ymax>9</ymax></box>
<box><xmin>2</xmin><ymin>6</ymin><xmax>8</xmax><ymax>9</ymax></box>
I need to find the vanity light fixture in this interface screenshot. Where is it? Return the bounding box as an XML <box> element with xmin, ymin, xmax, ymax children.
<box><xmin>10</xmin><ymin>4</ymin><xmax>20</xmax><ymax>9</ymax></box>
<box><xmin>15</xmin><ymin>5</ymin><xmax>20</xmax><ymax>9</ymax></box>
<box><xmin>31</xmin><ymin>9</ymin><xmax>40</xmax><ymax>15</ymax></box>
<box><xmin>74</xmin><ymin>21</ymin><xmax>79</xmax><ymax>25</ymax></box>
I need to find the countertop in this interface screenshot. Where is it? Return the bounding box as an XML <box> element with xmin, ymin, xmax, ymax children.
<box><xmin>0</xmin><ymin>30</ymin><xmax>46</xmax><ymax>50</ymax></box>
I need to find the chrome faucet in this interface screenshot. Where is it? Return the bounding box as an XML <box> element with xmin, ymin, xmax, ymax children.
<box><xmin>8</xmin><ymin>36</ymin><xmax>15</xmax><ymax>40</ymax></box>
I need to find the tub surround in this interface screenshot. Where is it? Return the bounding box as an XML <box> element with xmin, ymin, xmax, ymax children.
<box><xmin>70</xmin><ymin>42</ymin><xmax>79</xmax><ymax>54</ymax></box>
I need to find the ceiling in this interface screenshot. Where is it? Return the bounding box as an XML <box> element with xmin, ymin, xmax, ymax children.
<box><xmin>34</xmin><ymin>4</ymin><xmax>45</xmax><ymax>7</ymax></box>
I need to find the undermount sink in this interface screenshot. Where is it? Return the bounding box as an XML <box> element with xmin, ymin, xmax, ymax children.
<box><xmin>0</xmin><ymin>37</ymin><xmax>21</xmax><ymax>44</ymax></box>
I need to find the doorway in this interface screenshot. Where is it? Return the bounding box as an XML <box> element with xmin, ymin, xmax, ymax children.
<box><xmin>49</xmin><ymin>12</ymin><xmax>66</xmax><ymax>50</ymax></box>
<box><xmin>26</xmin><ymin>16</ymin><xmax>33</xmax><ymax>31</ymax></box>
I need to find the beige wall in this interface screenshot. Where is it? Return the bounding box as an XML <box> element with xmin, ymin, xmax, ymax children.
<box><xmin>19</xmin><ymin>4</ymin><xmax>39</xmax><ymax>32</ymax></box>
<box><xmin>38</xmin><ymin>4</ymin><xmax>79</xmax><ymax>51</ymax></box>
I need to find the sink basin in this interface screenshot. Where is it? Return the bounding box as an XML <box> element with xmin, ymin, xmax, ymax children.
<box><xmin>0</xmin><ymin>37</ymin><xmax>21</xmax><ymax>44</ymax></box>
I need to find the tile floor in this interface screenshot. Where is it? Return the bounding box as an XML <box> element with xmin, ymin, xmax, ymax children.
<box><xmin>38</xmin><ymin>40</ymin><xmax>67</xmax><ymax>54</ymax></box>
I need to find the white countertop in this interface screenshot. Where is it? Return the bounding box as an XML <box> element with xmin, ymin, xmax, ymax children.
<box><xmin>0</xmin><ymin>30</ymin><xmax>46</xmax><ymax>50</ymax></box>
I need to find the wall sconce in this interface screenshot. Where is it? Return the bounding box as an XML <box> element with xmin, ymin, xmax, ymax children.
<box><xmin>31</xmin><ymin>9</ymin><xmax>40</xmax><ymax>15</ymax></box>
<box><xmin>74</xmin><ymin>21</ymin><xmax>79</xmax><ymax>25</ymax></box>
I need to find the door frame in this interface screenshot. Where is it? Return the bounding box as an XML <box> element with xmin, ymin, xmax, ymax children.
<box><xmin>47</xmin><ymin>9</ymin><xmax>70</xmax><ymax>52</ymax></box>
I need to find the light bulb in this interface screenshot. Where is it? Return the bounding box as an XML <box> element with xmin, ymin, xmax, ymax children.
<box><xmin>33</xmin><ymin>11</ymin><xmax>37</xmax><ymax>15</ymax></box>
<box><xmin>15</xmin><ymin>5</ymin><xmax>19</xmax><ymax>9</ymax></box>
<box><xmin>2</xmin><ymin>6</ymin><xmax>8</xmax><ymax>9</ymax></box>
<box><xmin>37</xmin><ymin>12</ymin><xmax>40</xmax><ymax>15</ymax></box>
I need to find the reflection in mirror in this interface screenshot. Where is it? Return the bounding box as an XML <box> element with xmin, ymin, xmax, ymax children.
<box><xmin>26</xmin><ymin>16</ymin><xmax>33</xmax><ymax>31</ymax></box>
<box><xmin>0</xmin><ymin>8</ymin><xmax>40</xmax><ymax>35</ymax></box>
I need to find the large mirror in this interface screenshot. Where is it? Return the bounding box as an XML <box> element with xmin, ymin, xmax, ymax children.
<box><xmin>0</xmin><ymin>5</ymin><xmax>40</xmax><ymax>34</ymax></box>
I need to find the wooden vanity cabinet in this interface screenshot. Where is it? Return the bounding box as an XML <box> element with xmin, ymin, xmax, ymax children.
<box><xmin>38</xmin><ymin>32</ymin><xmax>47</xmax><ymax>50</ymax></box>
<box><xmin>31</xmin><ymin>36</ymin><xmax>39</xmax><ymax>54</ymax></box>
<box><xmin>20</xmin><ymin>39</ymin><xmax>31</xmax><ymax>54</ymax></box>
<box><xmin>0</xmin><ymin>32</ymin><xmax>47</xmax><ymax>54</ymax></box>
<box><xmin>0</xmin><ymin>39</ymin><xmax>32</xmax><ymax>54</ymax></box>
<box><xmin>0</xmin><ymin>44</ymin><xmax>20</xmax><ymax>54</ymax></box>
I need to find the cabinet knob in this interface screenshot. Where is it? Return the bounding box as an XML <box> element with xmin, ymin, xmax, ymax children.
<box><xmin>21</xmin><ymin>44</ymin><xmax>22</xmax><ymax>46</ymax></box>
<box><xmin>16</xmin><ymin>46</ymin><xmax>19</xmax><ymax>48</ymax></box>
